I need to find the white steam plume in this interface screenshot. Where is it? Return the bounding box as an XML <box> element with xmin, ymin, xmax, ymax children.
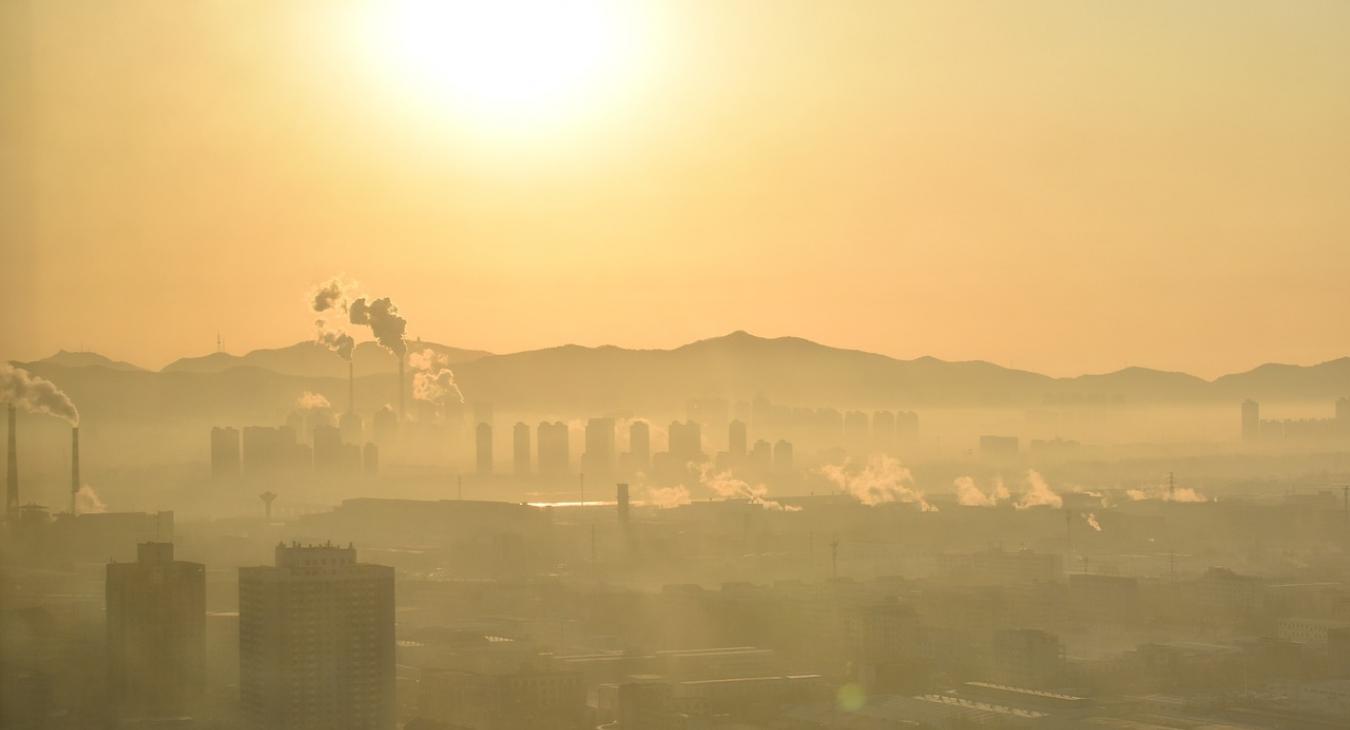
<box><xmin>1014</xmin><ymin>470</ymin><xmax>1063</xmax><ymax>510</ymax></box>
<box><xmin>1084</xmin><ymin>512</ymin><xmax>1102</xmax><ymax>532</ymax></box>
<box><xmin>645</xmin><ymin>484</ymin><xmax>691</xmax><ymax>509</ymax></box>
<box><xmin>1126</xmin><ymin>484</ymin><xmax>1209</xmax><ymax>503</ymax></box>
<box><xmin>954</xmin><ymin>475</ymin><xmax>1010</xmax><ymax>507</ymax></box>
<box><xmin>409</xmin><ymin>349</ymin><xmax>464</xmax><ymax>405</ymax></box>
<box><xmin>0</xmin><ymin>364</ymin><xmax>79</xmax><ymax>425</ymax></box>
<box><xmin>295</xmin><ymin>391</ymin><xmax>332</xmax><ymax>411</ymax></box>
<box><xmin>819</xmin><ymin>455</ymin><xmax>936</xmax><ymax>511</ymax></box>
<box><xmin>349</xmin><ymin>296</ymin><xmax>407</xmax><ymax>356</ymax></box>
<box><xmin>75</xmin><ymin>484</ymin><xmax>107</xmax><ymax>514</ymax></box>
<box><xmin>310</xmin><ymin>277</ymin><xmax>359</xmax><ymax>360</ymax></box>
<box><xmin>697</xmin><ymin>464</ymin><xmax>800</xmax><ymax>511</ymax></box>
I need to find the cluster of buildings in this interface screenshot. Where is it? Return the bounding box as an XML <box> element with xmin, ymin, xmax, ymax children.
<box><xmin>211</xmin><ymin>408</ymin><xmax>383</xmax><ymax>480</ymax></box>
<box><xmin>482</xmin><ymin>418</ymin><xmax>797</xmax><ymax>484</ymax></box>
<box><xmin>101</xmin><ymin>541</ymin><xmax>394</xmax><ymax>729</ymax></box>
<box><xmin>1242</xmin><ymin>397</ymin><xmax>1350</xmax><ymax>443</ymax></box>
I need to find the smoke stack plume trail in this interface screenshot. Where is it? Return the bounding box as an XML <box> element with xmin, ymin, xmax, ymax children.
<box><xmin>409</xmin><ymin>349</ymin><xmax>464</xmax><ymax>413</ymax></box>
<box><xmin>697</xmin><ymin>464</ymin><xmax>801</xmax><ymax>511</ymax></box>
<box><xmin>819</xmin><ymin>455</ymin><xmax>936</xmax><ymax>511</ymax></box>
<box><xmin>349</xmin><ymin>296</ymin><xmax>408</xmax><ymax>420</ymax></box>
<box><xmin>309</xmin><ymin>277</ymin><xmax>360</xmax><ymax>412</ymax></box>
<box><xmin>6</xmin><ymin>404</ymin><xmax>16</xmax><ymax>514</ymax></box>
<box><xmin>0</xmin><ymin>364</ymin><xmax>79</xmax><ymax>426</ymax></box>
<box><xmin>70</xmin><ymin>426</ymin><xmax>80</xmax><ymax>515</ymax></box>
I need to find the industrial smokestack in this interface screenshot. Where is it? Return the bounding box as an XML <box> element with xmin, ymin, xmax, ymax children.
<box><xmin>348</xmin><ymin>359</ymin><xmax>355</xmax><ymax>414</ymax></box>
<box><xmin>70</xmin><ymin>426</ymin><xmax>80</xmax><ymax>515</ymax></box>
<box><xmin>617</xmin><ymin>483</ymin><xmax>630</xmax><ymax>525</ymax></box>
<box><xmin>1064</xmin><ymin>507</ymin><xmax>1073</xmax><ymax>560</ymax></box>
<box><xmin>6</xmin><ymin>404</ymin><xmax>16</xmax><ymax>514</ymax></box>
<box><xmin>398</xmin><ymin>357</ymin><xmax>405</xmax><ymax>422</ymax></box>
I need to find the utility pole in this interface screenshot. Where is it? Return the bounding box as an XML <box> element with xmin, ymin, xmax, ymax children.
<box><xmin>1168</xmin><ymin>472</ymin><xmax>1175</xmax><ymax>501</ymax></box>
<box><xmin>1065</xmin><ymin>508</ymin><xmax>1073</xmax><ymax>559</ymax></box>
<box><xmin>830</xmin><ymin>536</ymin><xmax>839</xmax><ymax>580</ymax></box>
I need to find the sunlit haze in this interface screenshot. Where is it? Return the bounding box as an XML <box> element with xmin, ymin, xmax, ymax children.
<box><xmin>5</xmin><ymin>4</ymin><xmax>1350</xmax><ymax>730</ymax></box>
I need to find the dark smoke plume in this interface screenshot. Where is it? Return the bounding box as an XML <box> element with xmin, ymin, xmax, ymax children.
<box><xmin>310</xmin><ymin>277</ymin><xmax>359</xmax><ymax>361</ymax></box>
<box><xmin>349</xmin><ymin>297</ymin><xmax>407</xmax><ymax>356</ymax></box>
<box><xmin>0</xmin><ymin>364</ymin><xmax>79</xmax><ymax>425</ymax></box>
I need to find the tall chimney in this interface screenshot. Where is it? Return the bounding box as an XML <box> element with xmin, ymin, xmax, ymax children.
<box><xmin>70</xmin><ymin>426</ymin><xmax>80</xmax><ymax>515</ymax></box>
<box><xmin>616</xmin><ymin>483</ymin><xmax>630</xmax><ymax>526</ymax></box>
<box><xmin>348</xmin><ymin>359</ymin><xmax>355</xmax><ymax>414</ymax></box>
<box><xmin>397</xmin><ymin>357</ymin><xmax>405</xmax><ymax>422</ymax></box>
<box><xmin>6</xmin><ymin>404</ymin><xmax>16</xmax><ymax>514</ymax></box>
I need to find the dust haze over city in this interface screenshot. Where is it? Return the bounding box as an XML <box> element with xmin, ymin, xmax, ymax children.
<box><xmin>3</xmin><ymin>2</ymin><xmax>1350</xmax><ymax>730</ymax></box>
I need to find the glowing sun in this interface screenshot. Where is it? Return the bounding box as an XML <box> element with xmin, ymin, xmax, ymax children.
<box><xmin>366</xmin><ymin>1</ymin><xmax>644</xmax><ymax>131</ymax></box>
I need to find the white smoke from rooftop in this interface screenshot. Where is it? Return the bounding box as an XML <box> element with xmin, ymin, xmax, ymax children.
<box><xmin>0</xmin><ymin>364</ymin><xmax>79</xmax><ymax>425</ymax></box>
<box><xmin>819</xmin><ymin>455</ymin><xmax>936</xmax><ymax>511</ymax></box>
<box><xmin>645</xmin><ymin>484</ymin><xmax>691</xmax><ymax>509</ymax></box>
<box><xmin>698</xmin><ymin>464</ymin><xmax>799</xmax><ymax>511</ymax></box>
<box><xmin>1014</xmin><ymin>470</ymin><xmax>1063</xmax><ymax>510</ymax></box>
<box><xmin>1126</xmin><ymin>484</ymin><xmax>1209</xmax><ymax>503</ymax></box>
<box><xmin>954</xmin><ymin>475</ymin><xmax>1010</xmax><ymax>507</ymax></box>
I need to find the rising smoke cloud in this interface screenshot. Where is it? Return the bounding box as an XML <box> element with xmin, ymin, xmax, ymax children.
<box><xmin>645</xmin><ymin>484</ymin><xmax>692</xmax><ymax>509</ymax></box>
<box><xmin>0</xmin><ymin>364</ymin><xmax>79</xmax><ymax>425</ymax></box>
<box><xmin>1014</xmin><ymin>470</ymin><xmax>1064</xmax><ymax>510</ymax></box>
<box><xmin>1125</xmin><ymin>484</ymin><xmax>1209</xmax><ymax>503</ymax></box>
<box><xmin>819</xmin><ymin>455</ymin><xmax>936</xmax><ymax>511</ymax></box>
<box><xmin>1084</xmin><ymin>512</ymin><xmax>1103</xmax><ymax>531</ymax></box>
<box><xmin>954</xmin><ymin>475</ymin><xmax>1010</xmax><ymax>507</ymax></box>
<box><xmin>409</xmin><ymin>349</ymin><xmax>464</xmax><ymax>405</ymax></box>
<box><xmin>349</xmin><ymin>296</ymin><xmax>407</xmax><ymax>356</ymax></box>
<box><xmin>310</xmin><ymin>277</ymin><xmax>359</xmax><ymax>360</ymax></box>
<box><xmin>75</xmin><ymin>484</ymin><xmax>108</xmax><ymax>514</ymax></box>
<box><xmin>295</xmin><ymin>391</ymin><xmax>332</xmax><ymax>411</ymax></box>
<box><xmin>698</xmin><ymin>464</ymin><xmax>800</xmax><ymax>511</ymax></box>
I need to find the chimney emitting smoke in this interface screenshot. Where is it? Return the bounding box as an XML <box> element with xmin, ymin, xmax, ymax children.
<box><xmin>70</xmin><ymin>426</ymin><xmax>80</xmax><ymax>515</ymax></box>
<box><xmin>6</xmin><ymin>404</ymin><xmax>16</xmax><ymax>514</ymax></box>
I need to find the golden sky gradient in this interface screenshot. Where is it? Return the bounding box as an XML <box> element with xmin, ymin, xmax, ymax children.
<box><xmin>2</xmin><ymin>0</ymin><xmax>1348</xmax><ymax>377</ymax></box>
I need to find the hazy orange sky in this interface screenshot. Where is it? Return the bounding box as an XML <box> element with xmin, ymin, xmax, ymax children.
<box><xmin>2</xmin><ymin>0</ymin><xmax>1348</xmax><ymax>377</ymax></box>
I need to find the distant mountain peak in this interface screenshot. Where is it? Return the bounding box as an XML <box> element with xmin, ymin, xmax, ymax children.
<box><xmin>28</xmin><ymin>350</ymin><xmax>147</xmax><ymax>372</ymax></box>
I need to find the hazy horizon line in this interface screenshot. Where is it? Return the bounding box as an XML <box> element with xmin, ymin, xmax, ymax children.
<box><xmin>10</xmin><ymin>328</ymin><xmax>1349</xmax><ymax>384</ymax></box>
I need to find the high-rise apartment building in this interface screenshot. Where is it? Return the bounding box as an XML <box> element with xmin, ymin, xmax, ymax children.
<box><xmin>106</xmin><ymin>542</ymin><xmax>205</xmax><ymax>721</ymax></box>
<box><xmin>239</xmin><ymin>543</ymin><xmax>395</xmax><ymax>730</ymax></box>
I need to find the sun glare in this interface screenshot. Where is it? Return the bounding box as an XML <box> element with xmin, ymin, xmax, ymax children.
<box><xmin>366</xmin><ymin>1</ymin><xmax>643</xmax><ymax>133</ymax></box>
